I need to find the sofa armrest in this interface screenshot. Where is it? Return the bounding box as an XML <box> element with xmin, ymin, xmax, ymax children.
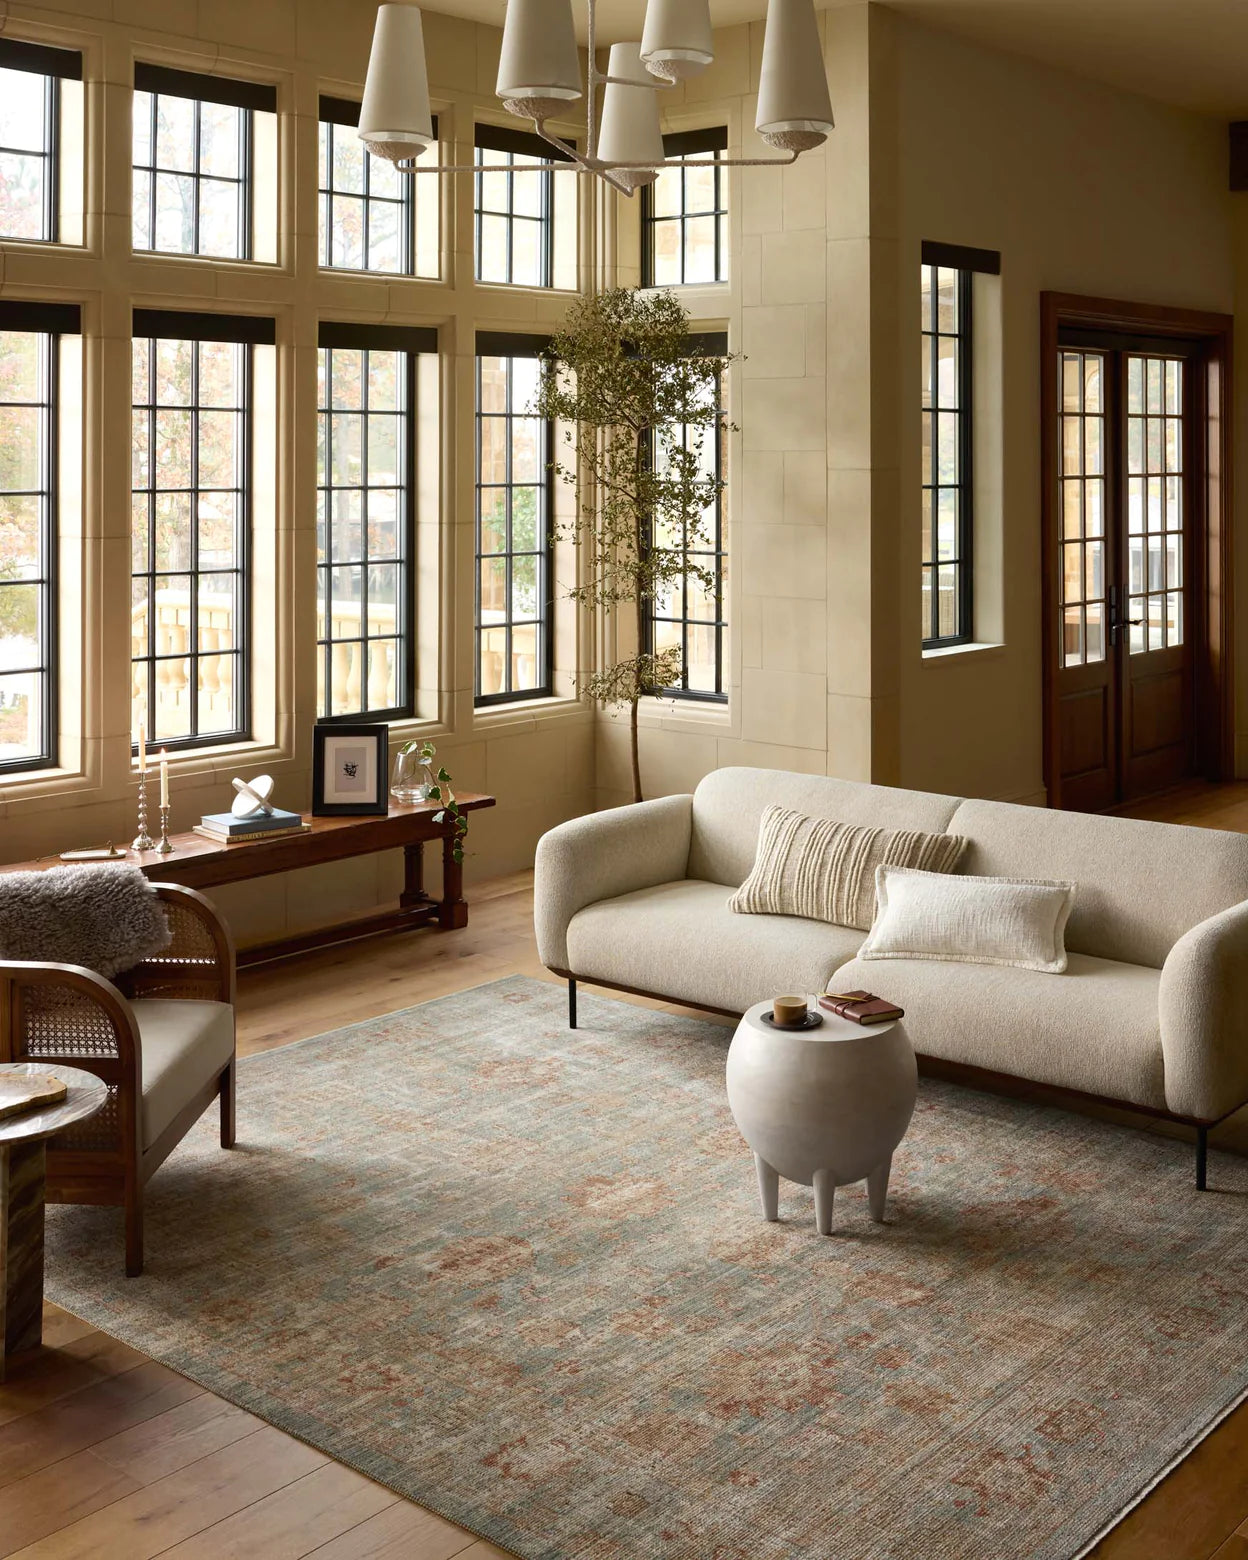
<box><xmin>534</xmin><ymin>795</ymin><xmax>694</xmax><ymax>972</ymax></box>
<box><xmin>119</xmin><ymin>885</ymin><xmax>236</xmax><ymax>1005</ymax></box>
<box><xmin>1159</xmin><ymin>899</ymin><xmax>1248</xmax><ymax>1121</ymax></box>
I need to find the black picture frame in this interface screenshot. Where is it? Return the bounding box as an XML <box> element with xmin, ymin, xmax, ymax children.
<box><xmin>312</xmin><ymin>723</ymin><xmax>389</xmax><ymax>816</ymax></box>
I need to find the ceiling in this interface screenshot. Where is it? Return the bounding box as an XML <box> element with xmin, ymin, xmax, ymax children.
<box><xmin>422</xmin><ymin>0</ymin><xmax>1248</xmax><ymax>120</ymax></box>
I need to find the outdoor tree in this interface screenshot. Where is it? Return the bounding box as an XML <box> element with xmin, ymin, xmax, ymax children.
<box><xmin>534</xmin><ymin>288</ymin><xmax>732</xmax><ymax>804</ymax></box>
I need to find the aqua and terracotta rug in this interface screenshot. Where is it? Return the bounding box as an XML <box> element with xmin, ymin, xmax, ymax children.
<box><xmin>44</xmin><ymin>976</ymin><xmax>1248</xmax><ymax>1560</ymax></box>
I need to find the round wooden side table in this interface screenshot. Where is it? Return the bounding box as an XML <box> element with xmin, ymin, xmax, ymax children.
<box><xmin>725</xmin><ymin>998</ymin><xmax>917</xmax><ymax>1236</ymax></box>
<box><xmin>0</xmin><ymin>1062</ymin><xmax>108</xmax><ymax>1380</ymax></box>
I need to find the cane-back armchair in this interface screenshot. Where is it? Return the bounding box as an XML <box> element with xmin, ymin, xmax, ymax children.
<box><xmin>0</xmin><ymin>884</ymin><xmax>236</xmax><ymax>1276</ymax></box>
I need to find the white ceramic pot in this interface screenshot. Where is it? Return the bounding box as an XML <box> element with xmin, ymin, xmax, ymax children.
<box><xmin>725</xmin><ymin>997</ymin><xmax>917</xmax><ymax>1235</ymax></box>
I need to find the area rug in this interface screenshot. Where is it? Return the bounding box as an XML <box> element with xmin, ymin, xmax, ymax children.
<box><xmin>44</xmin><ymin>976</ymin><xmax>1248</xmax><ymax>1560</ymax></box>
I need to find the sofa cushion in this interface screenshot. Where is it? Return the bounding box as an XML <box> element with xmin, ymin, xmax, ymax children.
<box><xmin>949</xmin><ymin>798</ymin><xmax>1248</xmax><ymax>969</ymax></box>
<box><xmin>688</xmin><ymin>768</ymin><xmax>964</xmax><ymax>888</ymax></box>
<box><xmin>829</xmin><ymin>952</ymin><xmax>1166</xmax><ymax>1110</ymax></box>
<box><xmin>132</xmin><ymin>999</ymin><xmax>234</xmax><ymax>1150</ymax></box>
<box><xmin>566</xmin><ymin>879</ymin><xmax>864</xmax><ymax>1013</ymax></box>
<box><xmin>730</xmin><ymin>807</ymin><xmax>966</xmax><ymax>930</ymax></box>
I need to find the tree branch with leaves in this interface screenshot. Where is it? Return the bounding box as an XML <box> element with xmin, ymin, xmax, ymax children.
<box><xmin>534</xmin><ymin>289</ymin><xmax>733</xmax><ymax>804</ymax></box>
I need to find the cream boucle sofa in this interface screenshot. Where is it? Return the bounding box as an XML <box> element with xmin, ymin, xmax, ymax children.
<box><xmin>534</xmin><ymin>767</ymin><xmax>1248</xmax><ymax>1184</ymax></box>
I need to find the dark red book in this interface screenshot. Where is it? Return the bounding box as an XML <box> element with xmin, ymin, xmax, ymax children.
<box><xmin>819</xmin><ymin>990</ymin><xmax>904</xmax><ymax>1025</ymax></box>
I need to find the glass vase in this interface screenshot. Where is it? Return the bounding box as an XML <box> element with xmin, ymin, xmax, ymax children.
<box><xmin>391</xmin><ymin>748</ymin><xmax>435</xmax><ymax>804</ymax></box>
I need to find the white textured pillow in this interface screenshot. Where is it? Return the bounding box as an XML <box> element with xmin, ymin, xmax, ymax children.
<box><xmin>860</xmin><ymin>865</ymin><xmax>1077</xmax><ymax>974</ymax></box>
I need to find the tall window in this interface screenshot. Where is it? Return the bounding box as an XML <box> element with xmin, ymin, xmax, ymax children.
<box><xmin>641</xmin><ymin>128</ymin><xmax>727</xmax><ymax>288</ymax></box>
<box><xmin>131</xmin><ymin>311</ymin><xmax>272</xmax><ymax>750</ymax></box>
<box><xmin>317</xmin><ymin>323</ymin><xmax>435</xmax><ymax>721</ymax></box>
<box><xmin>0</xmin><ymin>38</ymin><xmax>82</xmax><ymax>244</ymax></box>
<box><xmin>132</xmin><ymin>64</ymin><xmax>276</xmax><ymax>260</ymax></box>
<box><xmin>318</xmin><ymin>97</ymin><xmax>438</xmax><ymax>278</ymax></box>
<box><xmin>645</xmin><ymin>340</ymin><xmax>728</xmax><ymax>701</ymax></box>
<box><xmin>474</xmin><ymin>125</ymin><xmax>575</xmax><ymax>289</ymax></box>
<box><xmin>0</xmin><ymin>301</ymin><xmax>78</xmax><ymax>771</ymax></box>
<box><xmin>475</xmin><ymin>335</ymin><xmax>552</xmax><ymax>705</ymax></box>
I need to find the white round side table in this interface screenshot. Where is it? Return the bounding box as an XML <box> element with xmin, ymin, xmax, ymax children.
<box><xmin>725</xmin><ymin>998</ymin><xmax>917</xmax><ymax>1236</ymax></box>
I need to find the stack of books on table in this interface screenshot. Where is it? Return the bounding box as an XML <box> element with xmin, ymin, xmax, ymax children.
<box><xmin>194</xmin><ymin>809</ymin><xmax>311</xmax><ymax>845</ymax></box>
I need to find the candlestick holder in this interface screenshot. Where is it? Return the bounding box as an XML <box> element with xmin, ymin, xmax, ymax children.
<box><xmin>157</xmin><ymin>803</ymin><xmax>173</xmax><ymax>854</ymax></box>
<box><xmin>132</xmin><ymin>772</ymin><xmax>155</xmax><ymax>851</ymax></box>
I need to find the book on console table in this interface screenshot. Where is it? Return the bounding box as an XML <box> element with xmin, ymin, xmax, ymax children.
<box><xmin>196</xmin><ymin>809</ymin><xmax>310</xmax><ymax>845</ymax></box>
<box><xmin>819</xmin><ymin>990</ymin><xmax>905</xmax><ymax>1025</ymax></box>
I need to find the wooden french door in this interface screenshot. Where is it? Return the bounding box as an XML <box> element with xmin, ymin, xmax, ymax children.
<box><xmin>1042</xmin><ymin>296</ymin><xmax>1233</xmax><ymax>813</ymax></box>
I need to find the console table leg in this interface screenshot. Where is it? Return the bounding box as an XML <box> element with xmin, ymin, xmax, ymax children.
<box><xmin>399</xmin><ymin>841</ymin><xmax>426</xmax><ymax>910</ymax></box>
<box><xmin>754</xmin><ymin>1154</ymin><xmax>779</xmax><ymax>1222</ymax></box>
<box><xmin>0</xmin><ymin>1142</ymin><xmax>45</xmax><ymax>1380</ymax></box>
<box><xmin>438</xmin><ymin>830</ymin><xmax>468</xmax><ymax>930</ymax></box>
<box><xmin>813</xmin><ymin>1168</ymin><xmax>835</xmax><ymax>1236</ymax></box>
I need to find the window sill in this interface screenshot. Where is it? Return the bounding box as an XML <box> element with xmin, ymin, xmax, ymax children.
<box><xmin>472</xmin><ymin>694</ymin><xmax>588</xmax><ymax>733</ymax></box>
<box><xmin>638</xmin><ymin>694</ymin><xmax>732</xmax><ymax>732</ymax></box>
<box><xmin>921</xmin><ymin>641</ymin><xmax>1005</xmax><ymax>664</ymax></box>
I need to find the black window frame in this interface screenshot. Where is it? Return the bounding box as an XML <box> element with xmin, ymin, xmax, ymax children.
<box><xmin>920</xmin><ymin>239</ymin><xmax>1000</xmax><ymax>650</ymax></box>
<box><xmin>131</xmin><ymin>63</ymin><xmax>276</xmax><ymax>263</ymax></box>
<box><xmin>316</xmin><ymin>320</ymin><xmax>437</xmax><ymax>725</ymax></box>
<box><xmin>474</xmin><ymin>330</ymin><xmax>555</xmax><ymax>708</ymax></box>
<box><xmin>640</xmin><ymin>126</ymin><xmax>728</xmax><ymax>289</ymax></box>
<box><xmin>0</xmin><ymin>38</ymin><xmax>82</xmax><ymax>246</ymax></box>
<box><xmin>129</xmin><ymin>308</ymin><xmax>275</xmax><ymax>756</ymax></box>
<box><xmin>318</xmin><ymin>97</ymin><xmax>437</xmax><ymax>278</ymax></box>
<box><xmin>0</xmin><ymin>299</ymin><xmax>79</xmax><ymax>774</ymax></box>
<box><xmin>473</xmin><ymin>123</ymin><xmax>571</xmax><ymax>290</ymax></box>
<box><xmin>642</xmin><ymin>331</ymin><xmax>729</xmax><ymax>704</ymax></box>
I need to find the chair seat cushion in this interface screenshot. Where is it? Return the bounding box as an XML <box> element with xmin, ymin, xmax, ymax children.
<box><xmin>132</xmin><ymin>999</ymin><xmax>234</xmax><ymax>1150</ymax></box>
<box><xmin>829</xmin><ymin>952</ymin><xmax>1165</xmax><ymax>1110</ymax></box>
<box><xmin>566</xmin><ymin>879</ymin><xmax>865</xmax><ymax>1013</ymax></box>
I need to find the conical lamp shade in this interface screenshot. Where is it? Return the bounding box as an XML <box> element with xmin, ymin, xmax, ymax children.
<box><xmin>755</xmin><ymin>0</ymin><xmax>834</xmax><ymax>151</ymax></box>
<box><xmin>496</xmin><ymin>0</ymin><xmax>582</xmax><ymax>122</ymax></box>
<box><xmin>359</xmin><ymin>4</ymin><xmax>435</xmax><ymax>164</ymax></box>
<box><xmin>597</xmin><ymin>43</ymin><xmax>664</xmax><ymax>191</ymax></box>
<box><xmin>640</xmin><ymin>0</ymin><xmax>713</xmax><ymax>81</ymax></box>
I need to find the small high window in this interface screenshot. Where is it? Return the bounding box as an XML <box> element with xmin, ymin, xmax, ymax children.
<box><xmin>132</xmin><ymin>64</ymin><xmax>277</xmax><ymax>262</ymax></box>
<box><xmin>318</xmin><ymin>97</ymin><xmax>438</xmax><ymax>278</ymax></box>
<box><xmin>474</xmin><ymin>124</ymin><xmax>576</xmax><ymax>290</ymax></box>
<box><xmin>0</xmin><ymin>38</ymin><xmax>83</xmax><ymax>245</ymax></box>
<box><xmin>641</xmin><ymin>128</ymin><xmax>727</xmax><ymax>288</ymax></box>
<box><xmin>474</xmin><ymin>333</ymin><xmax>553</xmax><ymax>704</ymax></box>
<box><xmin>131</xmin><ymin>309</ymin><xmax>275</xmax><ymax>750</ymax></box>
<box><xmin>316</xmin><ymin>322</ymin><xmax>437</xmax><ymax>722</ymax></box>
<box><xmin>0</xmin><ymin>300</ymin><xmax>80</xmax><ymax>771</ymax></box>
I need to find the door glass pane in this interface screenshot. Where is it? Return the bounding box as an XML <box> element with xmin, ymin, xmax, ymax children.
<box><xmin>1056</xmin><ymin>350</ymin><xmax>1106</xmax><ymax>667</ymax></box>
<box><xmin>1125</xmin><ymin>354</ymin><xmax>1184</xmax><ymax>655</ymax></box>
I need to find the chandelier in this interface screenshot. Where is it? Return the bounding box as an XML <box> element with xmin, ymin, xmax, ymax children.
<box><xmin>356</xmin><ymin>0</ymin><xmax>835</xmax><ymax>195</ymax></box>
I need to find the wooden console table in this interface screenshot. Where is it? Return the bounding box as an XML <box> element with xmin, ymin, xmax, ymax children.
<box><xmin>3</xmin><ymin>796</ymin><xmax>496</xmax><ymax>968</ymax></box>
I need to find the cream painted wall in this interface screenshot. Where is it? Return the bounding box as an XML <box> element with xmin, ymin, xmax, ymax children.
<box><xmin>0</xmin><ymin>0</ymin><xmax>595</xmax><ymax>946</ymax></box>
<box><xmin>597</xmin><ymin>2</ymin><xmax>1244</xmax><ymax>813</ymax></box>
<box><xmin>881</xmin><ymin>7</ymin><xmax>1239</xmax><ymax>803</ymax></box>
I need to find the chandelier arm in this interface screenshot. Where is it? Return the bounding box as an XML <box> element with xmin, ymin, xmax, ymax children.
<box><xmin>393</xmin><ymin>151</ymin><xmax>803</xmax><ymax>173</ymax></box>
<box><xmin>589</xmin><ymin>71</ymin><xmax>680</xmax><ymax>90</ymax></box>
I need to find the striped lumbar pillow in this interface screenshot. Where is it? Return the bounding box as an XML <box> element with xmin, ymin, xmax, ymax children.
<box><xmin>728</xmin><ymin>805</ymin><xmax>966</xmax><ymax>931</ymax></box>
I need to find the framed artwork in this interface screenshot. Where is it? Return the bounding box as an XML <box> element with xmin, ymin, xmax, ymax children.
<box><xmin>312</xmin><ymin>724</ymin><xmax>388</xmax><ymax>816</ymax></box>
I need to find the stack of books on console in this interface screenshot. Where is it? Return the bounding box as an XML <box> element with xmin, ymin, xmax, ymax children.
<box><xmin>194</xmin><ymin>808</ymin><xmax>311</xmax><ymax>845</ymax></box>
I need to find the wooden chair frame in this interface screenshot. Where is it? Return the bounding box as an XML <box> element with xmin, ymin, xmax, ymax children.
<box><xmin>0</xmin><ymin>884</ymin><xmax>236</xmax><ymax>1276</ymax></box>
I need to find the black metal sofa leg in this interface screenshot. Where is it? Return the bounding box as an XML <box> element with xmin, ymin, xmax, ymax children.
<box><xmin>568</xmin><ymin>977</ymin><xmax>577</xmax><ymax>1030</ymax></box>
<box><xmin>1196</xmin><ymin>1126</ymin><xmax>1208</xmax><ymax>1191</ymax></box>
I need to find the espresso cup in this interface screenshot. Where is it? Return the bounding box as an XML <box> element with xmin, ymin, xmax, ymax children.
<box><xmin>772</xmin><ymin>995</ymin><xmax>808</xmax><ymax>1027</ymax></box>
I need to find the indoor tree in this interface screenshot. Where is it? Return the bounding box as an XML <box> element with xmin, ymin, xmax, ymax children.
<box><xmin>534</xmin><ymin>288</ymin><xmax>732</xmax><ymax>803</ymax></box>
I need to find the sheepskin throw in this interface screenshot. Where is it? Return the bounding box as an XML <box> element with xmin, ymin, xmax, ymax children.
<box><xmin>729</xmin><ymin>805</ymin><xmax>967</xmax><ymax>930</ymax></box>
<box><xmin>0</xmin><ymin>865</ymin><xmax>171</xmax><ymax>979</ymax></box>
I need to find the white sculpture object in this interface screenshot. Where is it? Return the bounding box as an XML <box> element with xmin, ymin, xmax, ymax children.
<box><xmin>231</xmin><ymin>774</ymin><xmax>276</xmax><ymax>819</ymax></box>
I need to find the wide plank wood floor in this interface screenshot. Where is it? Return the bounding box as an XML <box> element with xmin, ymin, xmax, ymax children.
<box><xmin>5</xmin><ymin>788</ymin><xmax>1248</xmax><ymax>1558</ymax></box>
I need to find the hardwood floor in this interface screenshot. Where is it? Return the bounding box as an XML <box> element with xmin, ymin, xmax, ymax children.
<box><xmin>4</xmin><ymin>796</ymin><xmax>1248</xmax><ymax>1558</ymax></box>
